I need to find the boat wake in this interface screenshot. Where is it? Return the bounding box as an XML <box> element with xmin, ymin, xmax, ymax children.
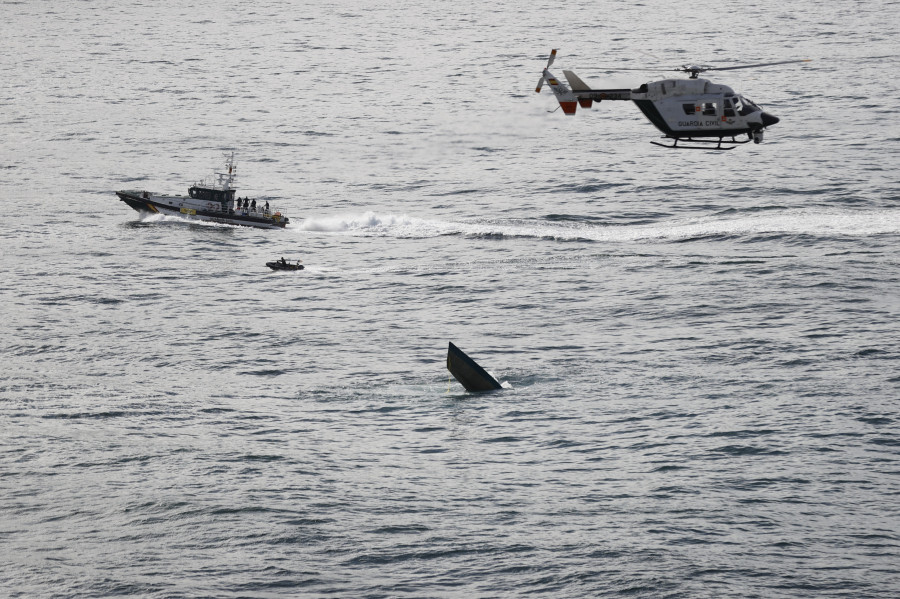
<box><xmin>295</xmin><ymin>212</ymin><xmax>454</xmax><ymax>238</ymax></box>
<box><xmin>136</xmin><ymin>212</ymin><xmax>237</xmax><ymax>229</ymax></box>
<box><xmin>293</xmin><ymin>208</ymin><xmax>900</xmax><ymax>244</ymax></box>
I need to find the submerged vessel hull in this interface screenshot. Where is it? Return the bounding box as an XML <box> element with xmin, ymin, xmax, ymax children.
<box><xmin>447</xmin><ymin>342</ymin><xmax>503</xmax><ymax>392</ymax></box>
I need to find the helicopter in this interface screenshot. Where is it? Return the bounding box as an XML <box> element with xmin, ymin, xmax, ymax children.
<box><xmin>535</xmin><ymin>49</ymin><xmax>811</xmax><ymax>150</ymax></box>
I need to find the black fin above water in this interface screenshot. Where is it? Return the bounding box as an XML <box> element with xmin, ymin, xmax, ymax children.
<box><xmin>447</xmin><ymin>342</ymin><xmax>503</xmax><ymax>392</ymax></box>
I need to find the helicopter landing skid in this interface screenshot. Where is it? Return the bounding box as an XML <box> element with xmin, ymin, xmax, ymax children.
<box><xmin>651</xmin><ymin>136</ymin><xmax>751</xmax><ymax>151</ymax></box>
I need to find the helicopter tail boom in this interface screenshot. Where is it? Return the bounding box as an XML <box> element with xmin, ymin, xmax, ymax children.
<box><xmin>538</xmin><ymin>68</ymin><xmax>579</xmax><ymax>115</ymax></box>
<box><xmin>535</xmin><ymin>49</ymin><xmax>579</xmax><ymax>114</ymax></box>
<box><xmin>562</xmin><ymin>70</ymin><xmax>594</xmax><ymax>109</ymax></box>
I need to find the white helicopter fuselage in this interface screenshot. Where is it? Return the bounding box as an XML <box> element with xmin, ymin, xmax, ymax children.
<box><xmin>629</xmin><ymin>78</ymin><xmax>775</xmax><ymax>140</ymax></box>
<box><xmin>538</xmin><ymin>56</ymin><xmax>784</xmax><ymax>148</ymax></box>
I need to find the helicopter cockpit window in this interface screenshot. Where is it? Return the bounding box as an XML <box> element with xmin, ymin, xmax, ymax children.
<box><xmin>738</xmin><ymin>96</ymin><xmax>759</xmax><ymax>116</ymax></box>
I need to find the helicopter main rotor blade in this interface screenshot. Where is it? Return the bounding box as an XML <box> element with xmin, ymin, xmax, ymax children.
<box><xmin>588</xmin><ymin>67</ymin><xmax>667</xmax><ymax>72</ymax></box>
<box><xmin>706</xmin><ymin>59</ymin><xmax>812</xmax><ymax>72</ymax></box>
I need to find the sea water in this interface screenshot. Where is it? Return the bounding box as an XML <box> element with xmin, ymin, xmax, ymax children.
<box><xmin>2</xmin><ymin>0</ymin><xmax>899</xmax><ymax>596</ymax></box>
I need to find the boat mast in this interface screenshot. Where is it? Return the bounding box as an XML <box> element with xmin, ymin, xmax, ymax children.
<box><xmin>214</xmin><ymin>152</ymin><xmax>237</xmax><ymax>191</ymax></box>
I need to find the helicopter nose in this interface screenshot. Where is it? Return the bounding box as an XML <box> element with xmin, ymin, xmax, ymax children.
<box><xmin>760</xmin><ymin>112</ymin><xmax>780</xmax><ymax>127</ymax></box>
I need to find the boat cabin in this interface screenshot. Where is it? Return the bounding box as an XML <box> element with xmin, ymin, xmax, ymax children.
<box><xmin>188</xmin><ymin>186</ymin><xmax>235</xmax><ymax>204</ymax></box>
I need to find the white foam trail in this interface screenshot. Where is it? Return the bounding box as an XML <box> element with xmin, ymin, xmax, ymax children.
<box><xmin>295</xmin><ymin>211</ymin><xmax>460</xmax><ymax>237</ymax></box>
<box><xmin>647</xmin><ymin>209</ymin><xmax>900</xmax><ymax>241</ymax></box>
<box><xmin>139</xmin><ymin>212</ymin><xmax>235</xmax><ymax>229</ymax></box>
<box><xmin>291</xmin><ymin>209</ymin><xmax>900</xmax><ymax>243</ymax></box>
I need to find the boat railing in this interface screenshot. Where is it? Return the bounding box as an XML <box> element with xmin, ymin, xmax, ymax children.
<box><xmin>200</xmin><ymin>202</ymin><xmax>284</xmax><ymax>219</ymax></box>
<box><xmin>236</xmin><ymin>206</ymin><xmax>283</xmax><ymax>218</ymax></box>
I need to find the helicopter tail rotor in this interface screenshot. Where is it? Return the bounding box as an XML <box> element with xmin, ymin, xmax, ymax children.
<box><xmin>535</xmin><ymin>49</ymin><xmax>578</xmax><ymax>114</ymax></box>
<box><xmin>535</xmin><ymin>49</ymin><xmax>558</xmax><ymax>93</ymax></box>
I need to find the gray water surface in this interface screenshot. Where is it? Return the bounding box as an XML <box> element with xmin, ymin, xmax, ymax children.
<box><xmin>2</xmin><ymin>0</ymin><xmax>899</xmax><ymax>596</ymax></box>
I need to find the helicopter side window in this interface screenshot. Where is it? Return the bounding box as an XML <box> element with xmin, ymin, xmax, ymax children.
<box><xmin>682</xmin><ymin>103</ymin><xmax>696</xmax><ymax>116</ymax></box>
<box><xmin>723</xmin><ymin>98</ymin><xmax>735</xmax><ymax>117</ymax></box>
<box><xmin>702</xmin><ymin>102</ymin><xmax>717</xmax><ymax>116</ymax></box>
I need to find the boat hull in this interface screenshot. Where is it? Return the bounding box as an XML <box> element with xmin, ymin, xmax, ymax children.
<box><xmin>266</xmin><ymin>262</ymin><xmax>304</xmax><ymax>271</ymax></box>
<box><xmin>116</xmin><ymin>191</ymin><xmax>290</xmax><ymax>229</ymax></box>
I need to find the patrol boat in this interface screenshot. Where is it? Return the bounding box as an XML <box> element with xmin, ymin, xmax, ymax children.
<box><xmin>116</xmin><ymin>153</ymin><xmax>291</xmax><ymax>229</ymax></box>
